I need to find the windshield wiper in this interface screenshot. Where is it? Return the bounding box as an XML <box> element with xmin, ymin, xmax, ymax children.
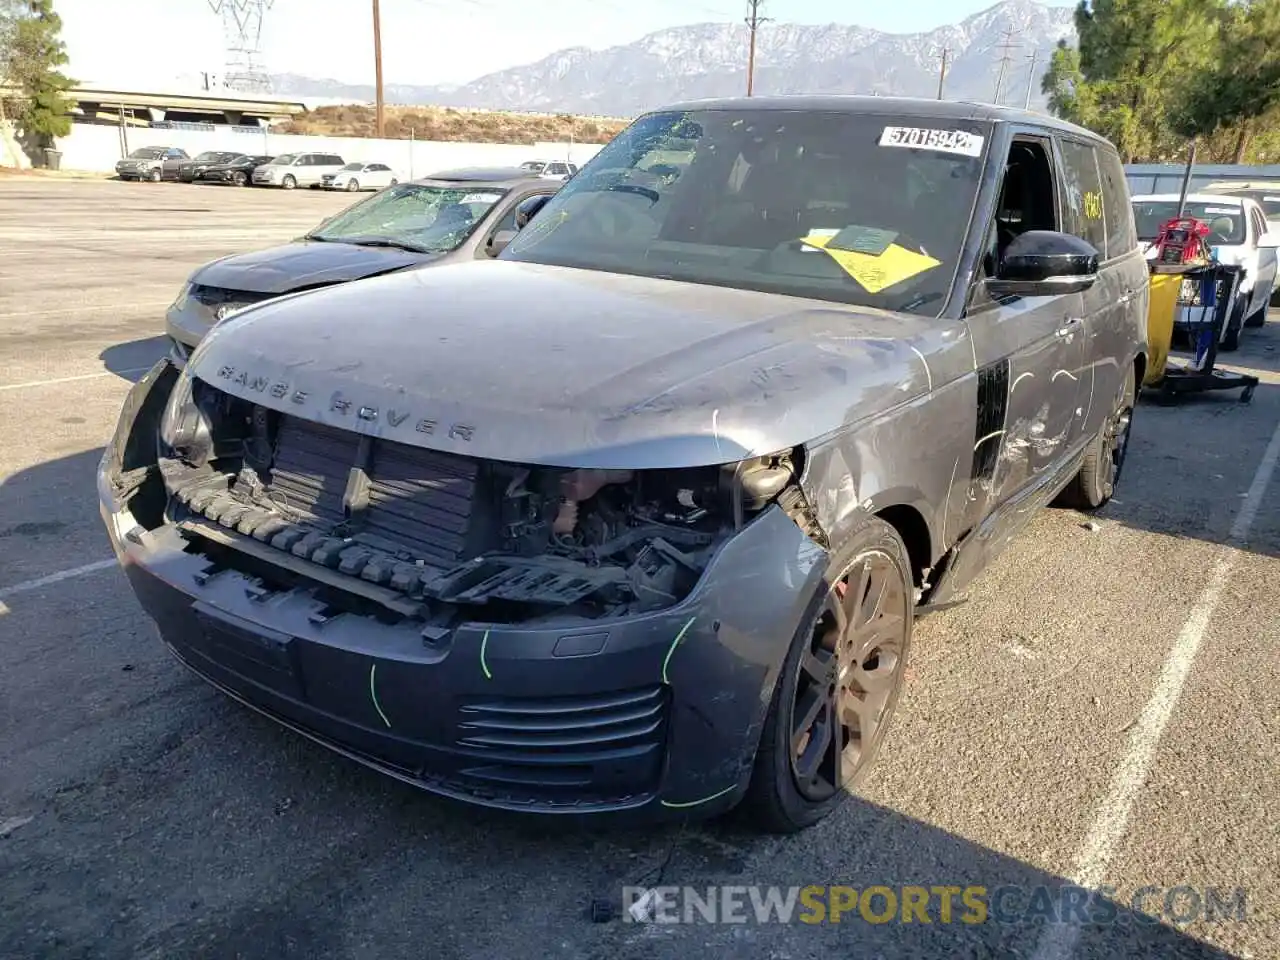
<box><xmin>305</xmin><ymin>236</ymin><xmax>433</xmax><ymax>253</ymax></box>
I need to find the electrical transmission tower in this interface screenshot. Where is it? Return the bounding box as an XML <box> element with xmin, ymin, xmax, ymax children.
<box><xmin>207</xmin><ymin>0</ymin><xmax>276</xmax><ymax>95</ymax></box>
<box><xmin>992</xmin><ymin>27</ymin><xmax>1018</xmax><ymax>104</ymax></box>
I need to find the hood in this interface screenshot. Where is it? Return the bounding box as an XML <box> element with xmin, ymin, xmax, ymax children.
<box><xmin>191</xmin><ymin>240</ymin><xmax>438</xmax><ymax>295</ymax></box>
<box><xmin>189</xmin><ymin>261</ymin><xmax>972</xmax><ymax>470</ymax></box>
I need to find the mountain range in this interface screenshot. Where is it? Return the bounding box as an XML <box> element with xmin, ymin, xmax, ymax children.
<box><xmin>271</xmin><ymin>0</ymin><xmax>1077</xmax><ymax>118</ymax></box>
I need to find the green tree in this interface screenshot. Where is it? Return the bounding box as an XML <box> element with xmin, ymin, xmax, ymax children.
<box><xmin>1043</xmin><ymin>0</ymin><xmax>1223</xmax><ymax>162</ymax></box>
<box><xmin>1172</xmin><ymin>0</ymin><xmax>1280</xmax><ymax>160</ymax></box>
<box><xmin>0</xmin><ymin>0</ymin><xmax>74</xmax><ymax>154</ymax></box>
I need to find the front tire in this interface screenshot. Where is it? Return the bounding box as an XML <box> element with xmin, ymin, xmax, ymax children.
<box><xmin>148</xmin><ymin>168</ymin><xmax>161</xmax><ymax>183</ymax></box>
<box><xmin>281</xmin><ymin>174</ymin><xmax>297</xmax><ymax>190</ymax></box>
<box><xmin>347</xmin><ymin>178</ymin><xmax>359</xmax><ymax>192</ymax></box>
<box><xmin>232</xmin><ymin>170</ymin><xmax>248</xmax><ymax>186</ymax></box>
<box><xmin>1057</xmin><ymin>364</ymin><xmax>1135</xmax><ymax>511</ymax></box>
<box><xmin>743</xmin><ymin>515</ymin><xmax>913</xmax><ymax>834</ymax></box>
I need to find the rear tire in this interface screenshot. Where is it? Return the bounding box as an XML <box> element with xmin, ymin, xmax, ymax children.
<box><xmin>389</xmin><ymin>178</ymin><xmax>398</xmax><ymax>186</ymax></box>
<box><xmin>1057</xmin><ymin>364</ymin><xmax>1135</xmax><ymax>511</ymax></box>
<box><xmin>1221</xmin><ymin>299</ymin><xmax>1244</xmax><ymax>351</ymax></box>
<box><xmin>1244</xmin><ymin>297</ymin><xmax>1269</xmax><ymax>328</ymax></box>
<box><xmin>742</xmin><ymin>515</ymin><xmax>913</xmax><ymax>834</ymax></box>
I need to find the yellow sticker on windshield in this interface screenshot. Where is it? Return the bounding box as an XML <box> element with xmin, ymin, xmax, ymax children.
<box><xmin>800</xmin><ymin>231</ymin><xmax>942</xmax><ymax>294</ymax></box>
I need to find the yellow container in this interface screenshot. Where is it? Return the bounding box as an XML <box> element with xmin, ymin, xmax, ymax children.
<box><xmin>1145</xmin><ymin>273</ymin><xmax>1181</xmax><ymax>385</ymax></box>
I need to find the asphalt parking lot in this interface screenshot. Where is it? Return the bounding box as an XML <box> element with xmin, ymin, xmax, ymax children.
<box><xmin>1</xmin><ymin>175</ymin><xmax>1278</xmax><ymax>960</ymax></box>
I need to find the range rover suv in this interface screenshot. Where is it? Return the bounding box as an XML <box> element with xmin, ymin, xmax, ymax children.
<box><xmin>99</xmin><ymin>97</ymin><xmax>1147</xmax><ymax>832</ymax></box>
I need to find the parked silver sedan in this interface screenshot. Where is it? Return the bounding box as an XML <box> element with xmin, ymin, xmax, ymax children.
<box><xmin>322</xmin><ymin>162</ymin><xmax>400</xmax><ymax>192</ymax></box>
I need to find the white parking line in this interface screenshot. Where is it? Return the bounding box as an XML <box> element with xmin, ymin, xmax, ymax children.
<box><xmin>0</xmin><ymin>559</ymin><xmax>118</xmax><ymax>603</ymax></box>
<box><xmin>0</xmin><ymin>301</ymin><xmax>170</xmax><ymax>320</ymax></box>
<box><xmin>1032</xmin><ymin>415</ymin><xmax>1280</xmax><ymax>960</ymax></box>
<box><xmin>0</xmin><ymin>368</ymin><xmax>151</xmax><ymax>391</ymax></box>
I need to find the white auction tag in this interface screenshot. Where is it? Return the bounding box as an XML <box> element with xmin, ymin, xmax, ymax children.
<box><xmin>879</xmin><ymin>126</ymin><xmax>985</xmax><ymax>157</ymax></box>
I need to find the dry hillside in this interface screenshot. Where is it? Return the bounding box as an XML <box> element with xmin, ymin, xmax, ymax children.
<box><xmin>279</xmin><ymin>104</ymin><xmax>631</xmax><ymax>145</ymax></box>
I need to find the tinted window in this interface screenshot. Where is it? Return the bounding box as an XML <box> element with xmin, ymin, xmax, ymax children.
<box><xmin>548</xmin><ymin>163</ymin><xmax>568</xmax><ymax>175</ymax></box>
<box><xmin>1131</xmin><ymin>200</ymin><xmax>1245</xmax><ymax>244</ymax></box>
<box><xmin>1097</xmin><ymin>148</ymin><xmax>1136</xmax><ymax>258</ymax></box>
<box><xmin>504</xmin><ymin>108</ymin><xmax>989</xmax><ymax>315</ymax></box>
<box><xmin>326</xmin><ymin>155</ymin><xmax>344</xmax><ymax>165</ymax></box>
<box><xmin>1058</xmin><ymin>139</ymin><xmax>1107</xmax><ymax>253</ymax></box>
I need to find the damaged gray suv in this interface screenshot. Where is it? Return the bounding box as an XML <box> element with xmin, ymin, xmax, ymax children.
<box><xmin>99</xmin><ymin>97</ymin><xmax>1147</xmax><ymax>832</ymax></box>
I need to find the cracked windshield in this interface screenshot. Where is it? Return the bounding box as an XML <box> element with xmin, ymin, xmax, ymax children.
<box><xmin>306</xmin><ymin>183</ymin><xmax>505</xmax><ymax>253</ymax></box>
<box><xmin>505</xmin><ymin>109</ymin><xmax>988</xmax><ymax>314</ymax></box>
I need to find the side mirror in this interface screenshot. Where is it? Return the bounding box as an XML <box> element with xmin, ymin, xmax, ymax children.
<box><xmin>986</xmin><ymin>230</ymin><xmax>1100</xmax><ymax>298</ymax></box>
<box><xmin>1258</xmin><ymin>230</ymin><xmax>1280</xmax><ymax>249</ymax></box>
<box><xmin>487</xmin><ymin>228</ymin><xmax>517</xmax><ymax>256</ymax></box>
<box><xmin>515</xmin><ymin>194</ymin><xmax>552</xmax><ymax>229</ymax></box>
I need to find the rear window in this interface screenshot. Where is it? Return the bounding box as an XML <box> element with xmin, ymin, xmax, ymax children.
<box><xmin>1132</xmin><ymin>200</ymin><xmax>1246</xmax><ymax>244</ymax></box>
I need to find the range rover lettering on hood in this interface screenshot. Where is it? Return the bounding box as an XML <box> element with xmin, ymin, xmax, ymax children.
<box><xmin>213</xmin><ymin>363</ymin><xmax>476</xmax><ymax>440</ymax></box>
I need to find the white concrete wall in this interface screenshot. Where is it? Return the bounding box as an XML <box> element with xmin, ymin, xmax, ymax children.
<box><xmin>52</xmin><ymin>122</ymin><xmax>607</xmax><ymax>176</ymax></box>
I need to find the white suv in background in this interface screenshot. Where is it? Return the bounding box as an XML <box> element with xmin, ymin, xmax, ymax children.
<box><xmin>1132</xmin><ymin>192</ymin><xmax>1280</xmax><ymax>350</ymax></box>
<box><xmin>252</xmin><ymin>152</ymin><xmax>347</xmax><ymax>189</ymax></box>
<box><xmin>518</xmin><ymin>159</ymin><xmax>578</xmax><ymax>181</ymax></box>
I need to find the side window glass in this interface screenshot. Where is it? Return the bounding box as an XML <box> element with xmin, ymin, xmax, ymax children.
<box><xmin>491</xmin><ymin>202</ymin><xmax>525</xmax><ymax>236</ymax></box>
<box><xmin>1098</xmin><ymin>150</ymin><xmax>1136</xmax><ymax>259</ymax></box>
<box><xmin>1058</xmin><ymin>139</ymin><xmax>1107</xmax><ymax>254</ymax></box>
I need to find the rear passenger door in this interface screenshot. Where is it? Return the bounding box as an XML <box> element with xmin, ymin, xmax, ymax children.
<box><xmin>1057</xmin><ymin>136</ymin><xmax>1133</xmax><ymax>442</ymax></box>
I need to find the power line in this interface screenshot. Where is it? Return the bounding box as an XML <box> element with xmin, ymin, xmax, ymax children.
<box><xmin>992</xmin><ymin>27</ymin><xmax>1018</xmax><ymax>105</ymax></box>
<box><xmin>745</xmin><ymin>0</ymin><xmax>770</xmax><ymax>97</ymax></box>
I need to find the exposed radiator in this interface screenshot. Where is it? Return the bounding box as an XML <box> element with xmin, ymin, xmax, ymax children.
<box><xmin>265</xmin><ymin>415</ymin><xmax>480</xmax><ymax>565</ymax></box>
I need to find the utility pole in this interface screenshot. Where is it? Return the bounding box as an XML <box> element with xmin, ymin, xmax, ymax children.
<box><xmin>745</xmin><ymin>0</ymin><xmax>770</xmax><ymax>97</ymax></box>
<box><xmin>1022</xmin><ymin>50</ymin><xmax>1039</xmax><ymax>110</ymax></box>
<box><xmin>992</xmin><ymin>27</ymin><xmax>1017</xmax><ymax>104</ymax></box>
<box><xmin>936</xmin><ymin>47</ymin><xmax>950</xmax><ymax>99</ymax></box>
<box><xmin>372</xmin><ymin>0</ymin><xmax>385</xmax><ymax>138</ymax></box>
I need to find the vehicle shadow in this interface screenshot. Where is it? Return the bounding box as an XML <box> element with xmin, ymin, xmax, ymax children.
<box><xmin>0</xmin><ymin>446</ymin><xmax>1253</xmax><ymax>960</ymax></box>
<box><xmin>99</xmin><ymin>336</ymin><xmax>169</xmax><ymax>383</ymax></box>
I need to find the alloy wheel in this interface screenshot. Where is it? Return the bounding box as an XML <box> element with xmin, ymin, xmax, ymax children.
<box><xmin>789</xmin><ymin>551</ymin><xmax>910</xmax><ymax>802</ymax></box>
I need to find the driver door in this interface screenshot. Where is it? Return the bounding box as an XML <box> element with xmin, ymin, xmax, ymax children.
<box><xmin>962</xmin><ymin>133</ymin><xmax>1085</xmax><ymax>508</ymax></box>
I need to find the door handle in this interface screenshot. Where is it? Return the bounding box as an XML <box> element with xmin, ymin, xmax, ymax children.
<box><xmin>1056</xmin><ymin>317</ymin><xmax>1083</xmax><ymax>337</ymax></box>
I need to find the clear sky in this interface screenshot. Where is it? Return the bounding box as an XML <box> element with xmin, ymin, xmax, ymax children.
<box><xmin>57</xmin><ymin>0</ymin><xmax>1073</xmax><ymax>89</ymax></box>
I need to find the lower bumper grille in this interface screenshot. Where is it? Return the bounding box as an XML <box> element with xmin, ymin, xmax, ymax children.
<box><xmin>455</xmin><ymin>685</ymin><xmax>669</xmax><ymax>796</ymax></box>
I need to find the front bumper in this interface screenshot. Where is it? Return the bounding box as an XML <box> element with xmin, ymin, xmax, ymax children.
<box><xmin>98</xmin><ymin>368</ymin><xmax>826</xmax><ymax>820</ymax></box>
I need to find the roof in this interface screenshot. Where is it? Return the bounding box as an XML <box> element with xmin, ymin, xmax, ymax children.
<box><xmin>648</xmin><ymin>95</ymin><xmax>1107</xmax><ymax>144</ymax></box>
<box><xmin>1132</xmin><ymin>193</ymin><xmax>1248</xmax><ymax>206</ymax></box>
<box><xmin>51</xmin><ymin>85</ymin><xmax>306</xmax><ymax>120</ymax></box>
<box><xmin>417</xmin><ymin>166</ymin><xmax>545</xmax><ymax>186</ymax></box>
<box><xmin>1203</xmin><ymin>180</ymin><xmax>1280</xmax><ymax>191</ymax></box>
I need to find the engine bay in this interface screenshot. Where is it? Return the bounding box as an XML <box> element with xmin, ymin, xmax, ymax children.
<box><xmin>156</xmin><ymin>377</ymin><xmax>812</xmax><ymax>627</ymax></box>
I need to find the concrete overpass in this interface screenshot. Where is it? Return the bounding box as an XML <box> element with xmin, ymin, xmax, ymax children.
<box><xmin>60</xmin><ymin>86</ymin><xmax>308</xmax><ymax>128</ymax></box>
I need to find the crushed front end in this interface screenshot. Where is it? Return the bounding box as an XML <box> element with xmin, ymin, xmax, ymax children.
<box><xmin>99</xmin><ymin>360</ymin><xmax>828</xmax><ymax>820</ymax></box>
